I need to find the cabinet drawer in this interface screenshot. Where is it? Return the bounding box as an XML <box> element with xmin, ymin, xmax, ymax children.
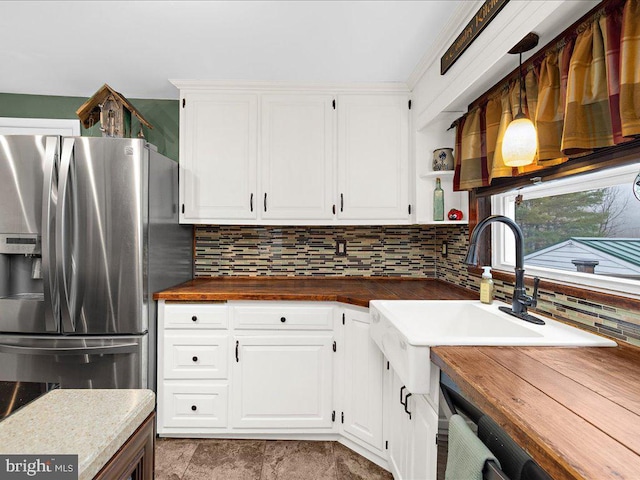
<box><xmin>161</xmin><ymin>382</ymin><xmax>228</xmax><ymax>429</ymax></box>
<box><xmin>164</xmin><ymin>303</ymin><xmax>228</xmax><ymax>329</ymax></box>
<box><xmin>233</xmin><ymin>303</ymin><xmax>333</xmax><ymax>330</ymax></box>
<box><xmin>163</xmin><ymin>332</ymin><xmax>229</xmax><ymax>379</ymax></box>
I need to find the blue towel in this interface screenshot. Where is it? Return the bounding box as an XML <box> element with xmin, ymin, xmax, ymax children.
<box><xmin>445</xmin><ymin>414</ymin><xmax>500</xmax><ymax>480</ymax></box>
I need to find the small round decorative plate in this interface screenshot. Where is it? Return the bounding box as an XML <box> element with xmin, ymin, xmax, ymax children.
<box><xmin>635</xmin><ymin>172</ymin><xmax>640</xmax><ymax>201</ymax></box>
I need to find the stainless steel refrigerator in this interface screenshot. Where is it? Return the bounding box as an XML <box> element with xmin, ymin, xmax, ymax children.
<box><xmin>0</xmin><ymin>135</ymin><xmax>192</xmax><ymax>389</ymax></box>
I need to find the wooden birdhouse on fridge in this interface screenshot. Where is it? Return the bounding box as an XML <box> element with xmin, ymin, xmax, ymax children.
<box><xmin>76</xmin><ymin>84</ymin><xmax>153</xmax><ymax>138</ymax></box>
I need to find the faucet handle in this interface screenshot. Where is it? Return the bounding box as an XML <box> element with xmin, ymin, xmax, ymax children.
<box><xmin>530</xmin><ymin>277</ymin><xmax>540</xmax><ymax>308</ymax></box>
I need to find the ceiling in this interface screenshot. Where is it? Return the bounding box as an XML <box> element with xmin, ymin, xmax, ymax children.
<box><xmin>0</xmin><ymin>1</ymin><xmax>462</xmax><ymax>100</ymax></box>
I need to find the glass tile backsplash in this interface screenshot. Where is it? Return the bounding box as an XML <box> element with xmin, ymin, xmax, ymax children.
<box><xmin>195</xmin><ymin>225</ymin><xmax>437</xmax><ymax>277</ymax></box>
<box><xmin>194</xmin><ymin>224</ymin><xmax>640</xmax><ymax>346</ymax></box>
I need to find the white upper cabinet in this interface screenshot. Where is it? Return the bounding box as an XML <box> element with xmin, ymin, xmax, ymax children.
<box><xmin>174</xmin><ymin>83</ymin><xmax>410</xmax><ymax>225</ymax></box>
<box><xmin>337</xmin><ymin>94</ymin><xmax>410</xmax><ymax>221</ymax></box>
<box><xmin>180</xmin><ymin>92</ymin><xmax>258</xmax><ymax>222</ymax></box>
<box><xmin>261</xmin><ymin>94</ymin><xmax>335</xmax><ymax>220</ymax></box>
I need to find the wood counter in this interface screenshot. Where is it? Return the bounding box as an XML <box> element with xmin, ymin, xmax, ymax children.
<box><xmin>153</xmin><ymin>277</ymin><xmax>477</xmax><ymax>306</ymax></box>
<box><xmin>155</xmin><ymin>277</ymin><xmax>640</xmax><ymax>479</ymax></box>
<box><xmin>431</xmin><ymin>345</ymin><xmax>640</xmax><ymax>480</ymax></box>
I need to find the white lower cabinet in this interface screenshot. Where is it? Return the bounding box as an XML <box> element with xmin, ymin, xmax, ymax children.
<box><xmin>411</xmin><ymin>395</ymin><xmax>439</xmax><ymax>480</ymax></box>
<box><xmin>231</xmin><ymin>334</ymin><xmax>334</xmax><ymax>429</ymax></box>
<box><xmin>389</xmin><ymin>368</ymin><xmax>411</xmax><ymax>478</ymax></box>
<box><xmin>156</xmin><ymin>300</ymin><xmax>390</xmax><ymax>471</ymax></box>
<box><xmin>157</xmin><ymin>302</ymin><xmax>231</xmax><ymax>435</ymax></box>
<box><xmin>388</xmin><ymin>368</ymin><xmax>438</xmax><ymax>480</ymax></box>
<box><xmin>340</xmin><ymin>307</ymin><xmax>385</xmax><ymax>453</ymax></box>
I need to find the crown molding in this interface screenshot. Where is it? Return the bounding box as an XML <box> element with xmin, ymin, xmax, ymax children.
<box><xmin>407</xmin><ymin>1</ymin><xmax>485</xmax><ymax>90</ymax></box>
<box><xmin>170</xmin><ymin>80</ymin><xmax>410</xmax><ymax>94</ymax></box>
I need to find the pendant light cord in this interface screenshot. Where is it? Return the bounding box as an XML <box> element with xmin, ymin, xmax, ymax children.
<box><xmin>517</xmin><ymin>51</ymin><xmax>524</xmax><ymax>118</ymax></box>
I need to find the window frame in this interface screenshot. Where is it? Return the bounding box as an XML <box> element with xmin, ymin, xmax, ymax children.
<box><xmin>491</xmin><ymin>163</ymin><xmax>640</xmax><ymax>297</ymax></box>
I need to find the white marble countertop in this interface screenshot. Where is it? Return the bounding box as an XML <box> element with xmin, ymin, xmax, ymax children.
<box><xmin>0</xmin><ymin>389</ymin><xmax>155</xmax><ymax>480</ymax></box>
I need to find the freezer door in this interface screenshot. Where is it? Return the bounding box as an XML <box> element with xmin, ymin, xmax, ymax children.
<box><xmin>0</xmin><ymin>334</ymin><xmax>147</xmax><ymax>388</ymax></box>
<box><xmin>57</xmin><ymin>137</ymin><xmax>147</xmax><ymax>334</ymax></box>
<box><xmin>0</xmin><ymin>135</ymin><xmax>59</xmax><ymax>334</ymax></box>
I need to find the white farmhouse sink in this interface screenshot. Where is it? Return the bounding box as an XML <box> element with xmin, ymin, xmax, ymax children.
<box><xmin>369</xmin><ymin>300</ymin><xmax>616</xmax><ymax>394</ymax></box>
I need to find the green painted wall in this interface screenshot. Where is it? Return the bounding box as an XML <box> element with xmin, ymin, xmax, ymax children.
<box><xmin>0</xmin><ymin>93</ymin><xmax>180</xmax><ymax>161</ymax></box>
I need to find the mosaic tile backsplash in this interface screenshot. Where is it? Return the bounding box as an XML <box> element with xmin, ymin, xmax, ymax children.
<box><xmin>434</xmin><ymin>225</ymin><xmax>640</xmax><ymax>347</ymax></box>
<box><xmin>195</xmin><ymin>225</ymin><xmax>438</xmax><ymax>277</ymax></box>
<box><xmin>194</xmin><ymin>224</ymin><xmax>640</xmax><ymax>347</ymax></box>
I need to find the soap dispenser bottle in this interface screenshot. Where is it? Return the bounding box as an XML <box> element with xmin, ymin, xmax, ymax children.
<box><xmin>480</xmin><ymin>266</ymin><xmax>494</xmax><ymax>304</ymax></box>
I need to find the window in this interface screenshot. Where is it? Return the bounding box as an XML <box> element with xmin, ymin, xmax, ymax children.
<box><xmin>492</xmin><ymin>163</ymin><xmax>640</xmax><ymax>296</ymax></box>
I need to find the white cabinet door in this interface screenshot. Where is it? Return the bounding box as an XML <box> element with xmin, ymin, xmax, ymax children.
<box><xmin>231</xmin><ymin>334</ymin><xmax>334</xmax><ymax>429</ymax></box>
<box><xmin>342</xmin><ymin>308</ymin><xmax>384</xmax><ymax>451</ymax></box>
<box><xmin>387</xmin><ymin>367</ymin><xmax>439</xmax><ymax>480</ymax></box>
<box><xmin>388</xmin><ymin>369</ymin><xmax>411</xmax><ymax>479</ymax></box>
<box><xmin>180</xmin><ymin>93</ymin><xmax>258</xmax><ymax>222</ymax></box>
<box><xmin>409</xmin><ymin>394</ymin><xmax>439</xmax><ymax>480</ymax></box>
<box><xmin>337</xmin><ymin>94</ymin><xmax>409</xmax><ymax>221</ymax></box>
<box><xmin>261</xmin><ymin>95</ymin><xmax>335</xmax><ymax>220</ymax></box>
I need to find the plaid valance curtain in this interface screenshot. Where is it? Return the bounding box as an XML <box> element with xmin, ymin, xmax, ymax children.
<box><xmin>454</xmin><ymin>0</ymin><xmax>640</xmax><ymax>191</ymax></box>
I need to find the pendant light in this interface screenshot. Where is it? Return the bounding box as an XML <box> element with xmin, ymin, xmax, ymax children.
<box><xmin>502</xmin><ymin>33</ymin><xmax>539</xmax><ymax>167</ymax></box>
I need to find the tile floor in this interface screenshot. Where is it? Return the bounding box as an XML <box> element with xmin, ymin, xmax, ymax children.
<box><xmin>155</xmin><ymin>438</ymin><xmax>393</xmax><ymax>480</ymax></box>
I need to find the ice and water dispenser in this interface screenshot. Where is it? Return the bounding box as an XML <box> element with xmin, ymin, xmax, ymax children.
<box><xmin>0</xmin><ymin>234</ymin><xmax>44</xmax><ymax>330</ymax></box>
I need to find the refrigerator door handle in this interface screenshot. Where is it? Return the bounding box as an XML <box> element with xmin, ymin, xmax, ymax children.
<box><xmin>42</xmin><ymin>136</ymin><xmax>60</xmax><ymax>332</ymax></box>
<box><xmin>56</xmin><ymin>138</ymin><xmax>75</xmax><ymax>333</ymax></box>
<box><xmin>0</xmin><ymin>342</ymin><xmax>139</xmax><ymax>356</ymax></box>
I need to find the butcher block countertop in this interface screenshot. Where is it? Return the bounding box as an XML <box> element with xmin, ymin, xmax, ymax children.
<box><xmin>153</xmin><ymin>277</ymin><xmax>477</xmax><ymax>306</ymax></box>
<box><xmin>155</xmin><ymin>276</ymin><xmax>640</xmax><ymax>479</ymax></box>
<box><xmin>431</xmin><ymin>345</ymin><xmax>640</xmax><ymax>480</ymax></box>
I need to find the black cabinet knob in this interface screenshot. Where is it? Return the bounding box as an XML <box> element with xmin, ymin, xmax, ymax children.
<box><xmin>191</xmin><ymin>315</ymin><xmax>197</xmax><ymax>322</ymax></box>
<box><xmin>280</xmin><ymin>317</ymin><xmax>286</xmax><ymax>323</ymax></box>
<box><xmin>191</xmin><ymin>405</ymin><xmax>197</xmax><ymax>411</ymax></box>
<box><xmin>192</xmin><ymin>356</ymin><xmax>198</xmax><ymax>362</ymax></box>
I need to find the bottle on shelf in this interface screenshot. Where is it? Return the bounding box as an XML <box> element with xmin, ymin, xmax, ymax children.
<box><xmin>433</xmin><ymin>177</ymin><xmax>444</xmax><ymax>221</ymax></box>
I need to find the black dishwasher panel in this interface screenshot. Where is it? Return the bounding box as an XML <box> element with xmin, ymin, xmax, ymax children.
<box><xmin>438</xmin><ymin>372</ymin><xmax>552</xmax><ymax>480</ymax></box>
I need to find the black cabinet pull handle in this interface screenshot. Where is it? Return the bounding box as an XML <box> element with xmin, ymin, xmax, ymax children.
<box><xmin>400</xmin><ymin>386</ymin><xmax>407</xmax><ymax>406</ymax></box>
<box><xmin>191</xmin><ymin>405</ymin><xmax>197</xmax><ymax>411</ymax></box>
<box><xmin>191</xmin><ymin>315</ymin><xmax>197</xmax><ymax>322</ymax></box>
<box><xmin>192</xmin><ymin>356</ymin><xmax>198</xmax><ymax>362</ymax></box>
<box><xmin>280</xmin><ymin>317</ymin><xmax>286</xmax><ymax>323</ymax></box>
<box><xmin>332</xmin><ymin>204</ymin><xmax>336</xmax><ymax>215</ymax></box>
<box><xmin>235</xmin><ymin>340</ymin><xmax>239</xmax><ymax>362</ymax></box>
<box><xmin>250</xmin><ymin>193</ymin><xmax>254</xmax><ymax>212</ymax></box>
<box><xmin>404</xmin><ymin>393</ymin><xmax>412</xmax><ymax>419</ymax></box>
<box><xmin>340</xmin><ymin>193</ymin><xmax>344</xmax><ymax>212</ymax></box>
<box><xmin>264</xmin><ymin>193</ymin><xmax>267</xmax><ymax>212</ymax></box>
